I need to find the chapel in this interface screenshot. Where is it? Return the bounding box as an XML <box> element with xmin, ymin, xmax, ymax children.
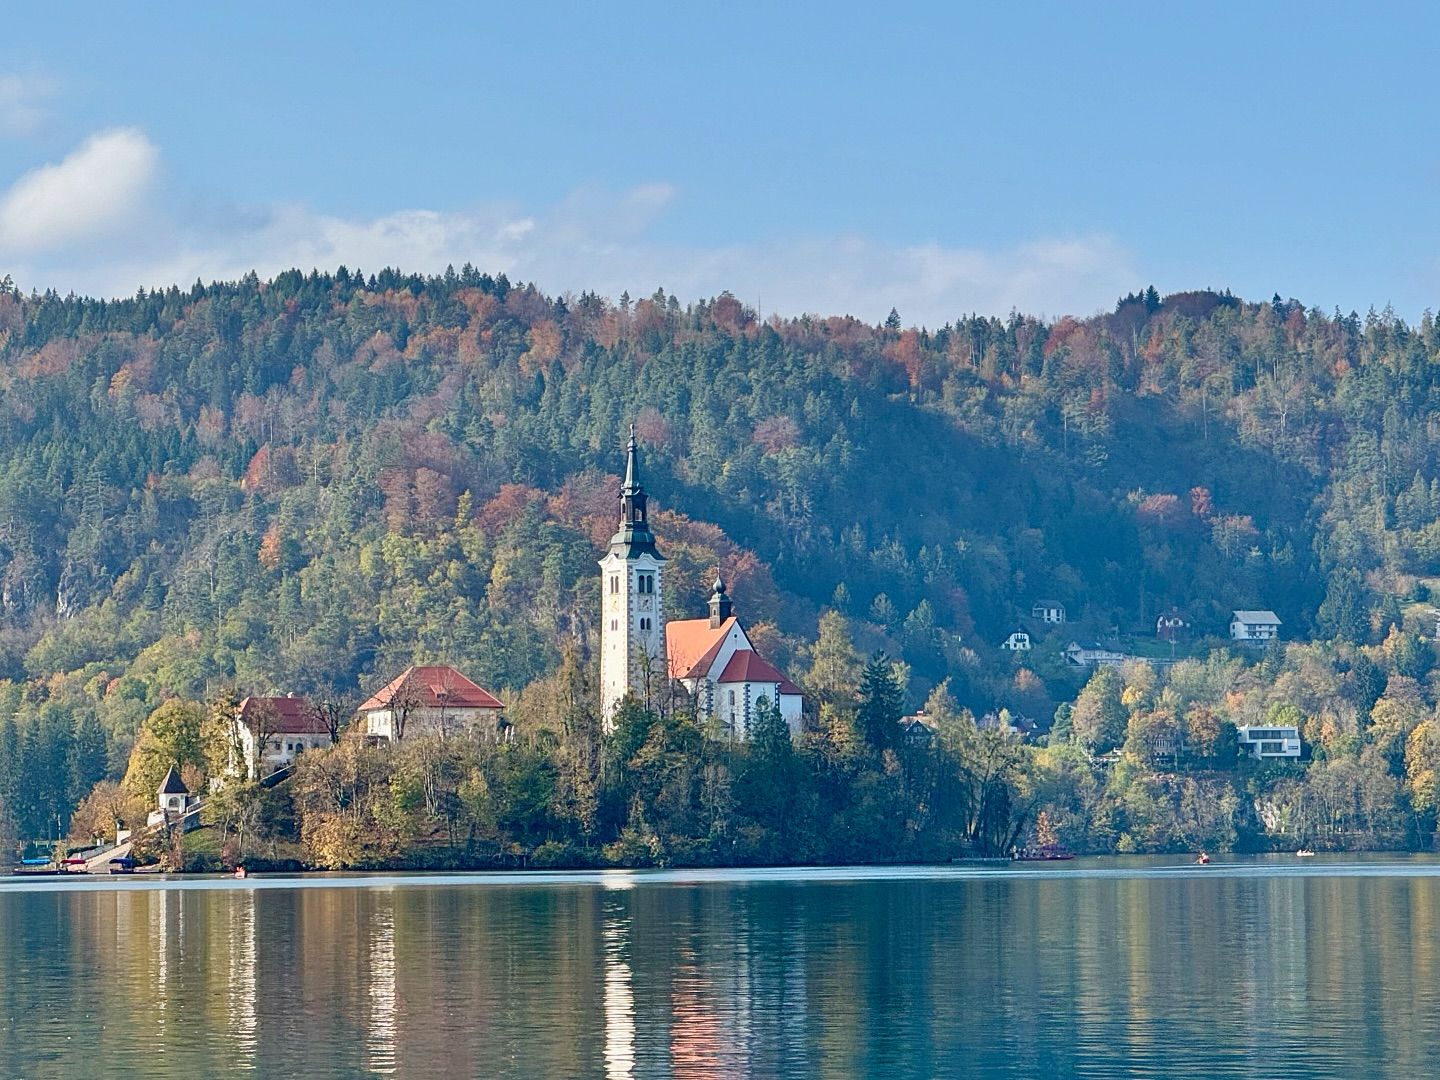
<box><xmin>599</xmin><ymin>427</ymin><xmax>804</xmax><ymax>736</ymax></box>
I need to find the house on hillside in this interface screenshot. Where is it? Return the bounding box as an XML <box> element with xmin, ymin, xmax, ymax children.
<box><xmin>898</xmin><ymin>713</ymin><xmax>937</xmax><ymax>748</ymax></box>
<box><xmin>1001</xmin><ymin>628</ymin><xmax>1032</xmax><ymax>651</ymax></box>
<box><xmin>1155</xmin><ymin>608</ymin><xmax>1189</xmax><ymax>642</ymax></box>
<box><xmin>1065</xmin><ymin>641</ymin><xmax>1128</xmax><ymax>667</ymax></box>
<box><xmin>667</xmin><ymin>578</ymin><xmax>804</xmax><ymax>737</ymax></box>
<box><xmin>230</xmin><ymin>695</ymin><xmax>330</xmax><ymax>779</ymax></box>
<box><xmin>1032</xmin><ymin>601</ymin><xmax>1066</xmax><ymax>624</ymax></box>
<box><xmin>1236</xmin><ymin>724</ymin><xmax>1301</xmax><ymax>759</ymax></box>
<box><xmin>1230</xmin><ymin>610</ymin><xmax>1281</xmax><ymax>644</ymax></box>
<box><xmin>976</xmin><ymin>710</ymin><xmax>1039</xmax><ymax>739</ymax></box>
<box><xmin>359</xmin><ymin>665</ymin><xmax>506</xmax><ymax>742</ymax></box>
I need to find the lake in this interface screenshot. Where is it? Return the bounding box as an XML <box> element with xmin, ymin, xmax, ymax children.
<box><xmin>3</xmin><ymin>857</ymin><xmax>1440</xmax><ymax>1077</ymax></box>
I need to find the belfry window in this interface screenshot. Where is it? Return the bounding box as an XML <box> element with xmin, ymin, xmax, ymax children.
<box><xmin>637</xmin><ymin>573</ymin><xmax>654</xmax><ymax>595</ymax></box>
<box><xmin>610</xmin><ymin>575</ymin><xmax>619</xmax><ymax>595</ymax></box>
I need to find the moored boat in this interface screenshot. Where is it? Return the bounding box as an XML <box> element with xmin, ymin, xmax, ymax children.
<box><xmin>1013</xmin><ymin>843</ymin><xmax>1075</xmax><ymax>862</ymax></box>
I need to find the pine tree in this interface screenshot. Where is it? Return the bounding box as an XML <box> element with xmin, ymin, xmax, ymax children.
<box><xmin>69</xmin><ymin>711</ymin><xmax>108</xmax><ymax>809</ymax></box>
<box><xmin>857</xmin><ymin>653</ymin><xmax>904</xmax><ymax>752</ymax></box>
<box><xmin>0</xmin><ymin>713</ymin><xmax>17</xmax><ymax>850</ymax></box>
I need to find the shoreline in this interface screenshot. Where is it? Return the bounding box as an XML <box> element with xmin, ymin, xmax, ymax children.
<box><xmin>9</xmin><ymin>852</ymin><xmax>1440</xmax><ymax>891</ymax></box>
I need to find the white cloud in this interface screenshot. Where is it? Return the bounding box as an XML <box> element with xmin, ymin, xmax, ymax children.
<box><xmin>0</xmin><ymin>128</ymin><xmax>158</xmax><ymax>254</ymax></box>
<box><xmin>0</xmin><ymin>73</ymin><xmax>55</xmax><ymax>137</ymax></box>
<box><xmin>1</xmin><ymin>129</ymin><xmax>1137</xmax><ymax>322</ymax></box>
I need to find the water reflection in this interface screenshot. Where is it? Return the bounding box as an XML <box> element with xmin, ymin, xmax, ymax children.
<box><xmin>8</xmin><ymin>866</ymin><xmax>1440</xmax><ymax>1076</ymax></box>
<box><xmin>226</xmin><ymin>889</ymin><xmax>257</xmax><ymax>1069</ymax></box>
<box><xmin>366</xmin><ymin>893</ymin><xmax>398</xmax><ymax>1075</ymax></box>
<box><xmin>602</xmin><ymin>893</ymin><xmax>636</xmax><ymax>1078</ymax></box>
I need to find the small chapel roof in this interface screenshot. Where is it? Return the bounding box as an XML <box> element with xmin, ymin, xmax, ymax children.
<box><xmin>358</xmin><ymin>665</ymin><xmax>504</xmax><ymax>712</ymax></box>
<box><xmin>158</xmin><ymin>765</ymin><xmax>189</xmax><ymax>795</ymax></box>
<box><xmin>716</xmin><ymin>649</ymin><xmax>803</xmax><ymax>696</ymax></box>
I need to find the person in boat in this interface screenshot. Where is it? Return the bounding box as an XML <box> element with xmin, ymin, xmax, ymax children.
<box><xmin>234</xmin><ymin>865</ymin><xmax>248</xmax><ymax>879</ymax></box>
<box><xmin>1195</xmin><ymin>852</ymin><xmax>1211</xmax><ymax>865</ymax></box>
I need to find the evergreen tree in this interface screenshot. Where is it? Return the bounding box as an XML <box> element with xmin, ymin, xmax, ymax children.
<box><xmin>0</xmin><ymin>713</ymin><xmax>16</xmax><ymax>848</ymax></box>
<box><xmin>69</xmin><ymin>711</ymin><xmax>108</xmax><ymax>809</ymax></box>
<box><xmin>857</xmin><ymin>653</ymin><xmax>904</xmax><ymax>752</ymax></box>
<box><xmin>1317</xmin><ymin>568</ymin><xmax>1369</xmax><ymax>643</ymax></box>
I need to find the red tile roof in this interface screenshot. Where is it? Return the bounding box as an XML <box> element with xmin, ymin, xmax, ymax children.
<box><xmin>237</xmin><ymin>695</ymin><xmax>330</xmax><ymax>735</ymax></box>
<box><xmin>666</xmin><ymin>617</ymin><xmax>738</xmax><ymax>680</ymax></box>
<box><xmin>357</xmin><ymin>665</ymin><xmax>503</xmax><ymax>713</ymax></box>
<box><xmin>715</xmin><ymin>650</ymin><xmax>802</xmax><ymax>696</ymax></box>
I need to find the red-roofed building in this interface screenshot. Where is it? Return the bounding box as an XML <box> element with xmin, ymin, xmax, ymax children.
<box><xmin>358</xmin><ymin>665</ymin><xmax>505</xmax><ymax>742</ymax></box>
<box><xmin>665</xmin><ymin>578</ymin><xmax>804</xmax><ymax>738</ymax></box>
<box><xmin>231</xmin><ymin>694</ymin><xmax>331</xmax><ymax>779</ymax></box>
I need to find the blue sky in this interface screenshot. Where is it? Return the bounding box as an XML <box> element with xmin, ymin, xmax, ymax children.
<box><xmin>1</xmin><ymin>3</ymin><xmax>1437</xmax><ymax>324</ymax></box>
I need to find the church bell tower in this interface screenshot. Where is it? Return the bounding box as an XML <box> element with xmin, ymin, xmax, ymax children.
<box><xmin>599</xmin><ymin>426</ymin><xmax>666</xmax><ymax>726</ymax></box>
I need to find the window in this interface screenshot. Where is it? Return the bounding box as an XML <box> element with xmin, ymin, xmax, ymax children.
<box><xmin>637</xmin><ymin>573</ymin><xmax>654</xmax><ymax>595</ymax></box>
<box><xmin>639</xmin><ymin>617</ymin><xmax>651</xmax><ymax>631</ymax></box>
<box><xmin>610</xmin><ymin>575</ymin><xmax>619</xmax><ymax>595</ymax></box>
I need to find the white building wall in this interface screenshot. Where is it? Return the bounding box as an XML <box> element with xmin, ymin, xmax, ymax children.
<box><xmin>232</xmin><ymin>720</ymin><xmax>330</xmax><ymax>777</ymax></box>
<box><xmin>362</xmin><ymin>705</ymin><xmax>500</xmax><ymax>742</ymax></box>
<box><xmin>600</xmin><ymin>551</ymin><xmax>666</xmax><ymax>724</ymax></box>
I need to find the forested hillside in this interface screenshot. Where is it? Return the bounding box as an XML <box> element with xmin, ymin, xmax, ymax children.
<box><xmin>1</xmin><ymin>267</ymin><xmax>1439</xmax><ymax>859</ymax></box>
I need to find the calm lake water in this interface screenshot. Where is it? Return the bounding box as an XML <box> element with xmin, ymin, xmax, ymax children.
<box><xmin>3</xmin><ymin>857</ymin><xmax>1440</xmax><ymax>1077</ymax></box>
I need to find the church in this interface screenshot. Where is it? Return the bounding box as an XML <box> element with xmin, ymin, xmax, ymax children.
<box><xmin>599</xmin><ymin>427</ymin><xmax>804</xmax><ymax>737</ymax></box>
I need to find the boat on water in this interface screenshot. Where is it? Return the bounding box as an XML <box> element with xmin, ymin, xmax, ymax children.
<box><xmin>1013</xmin><ymin>843</ymin><xmax>1075</xmax><ymax>862</ymax></box>
<box><xmin>1296</xmin><ymin>848</ymin><xmax>1316</xmax><ymax>857</ymax></box>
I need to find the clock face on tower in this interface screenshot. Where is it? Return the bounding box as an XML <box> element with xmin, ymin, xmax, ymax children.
<box><xmin>638</xmin><ymin>595</ymin><xmax>653</xmax><ymax>611</ymax></box>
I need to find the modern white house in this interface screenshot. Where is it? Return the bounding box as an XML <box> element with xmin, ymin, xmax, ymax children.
<box><xmin>1064</xmin><ymin>641</ymin><xmax>1128</xmax><ymax>667</ymax></box>
<box><xmin>231</xmin><ymin>695</ymin><xmax>331</xmax><ymax>779</ymax></box>
<box><xmin>1032</xmin><ymin>601</ymin><xmax>1067</xmax><ymax>624</ymax></box>
<box><xmin>1236</xmin><ymin>724</ymin><xmax>1301</xmax><ymax>759</ymax></box>
<box><xmin>1230</xmin><ymin>610</ymin><xmax>1282</xmax><ymax>644</ymax></box>
<box><xmin>358</xmin><ymin>665</ymin><xmax>505</xmax><ymax>742</ymax></box>
<box><xmin>1002</xmin><ymin>628</ymin><xmax>1032</xmax><ymax>651</ymax></box>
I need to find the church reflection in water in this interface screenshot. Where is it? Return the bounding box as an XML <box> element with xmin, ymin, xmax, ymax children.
<box><xmin>601</xmin><ymin>883</ymin><xmax>636</xmax><ymax>1078</ymax></box>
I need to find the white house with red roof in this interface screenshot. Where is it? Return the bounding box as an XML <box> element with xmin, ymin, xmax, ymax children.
<box><xmin>358</xmin><ymin>664</ymin><xmax>505</xmax><ymax>742</ymax></box>
<box><xmin>666</xmin><ymin>577</ymin><xmax>804</xmax><ymax>737</ymax></box>
<box><xmin>230</xmin><ymin>694</ymin><xmax>331</xmax><ymax>779</ymax></box>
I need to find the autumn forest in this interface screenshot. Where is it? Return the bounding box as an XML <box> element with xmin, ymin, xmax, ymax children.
<box><xmin>1</xmin><ymin>268</ymin><xmax>1439</xmax><ymax>867</ymax></box>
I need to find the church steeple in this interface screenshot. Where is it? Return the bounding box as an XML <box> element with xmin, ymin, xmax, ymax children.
<box><xmin>611</xmin><ymin>423</ymin><xmax>660</xmax><ymax>558</ymax></box>
<box><xmin>708</xmin><ymin>575</ymin><xmax>734</xmax><ymax>628</ymax></box>
<box><xmin>599</xmin><ymin>423</ymin><xmax>667</xmax><ymax>725</ymax></box>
